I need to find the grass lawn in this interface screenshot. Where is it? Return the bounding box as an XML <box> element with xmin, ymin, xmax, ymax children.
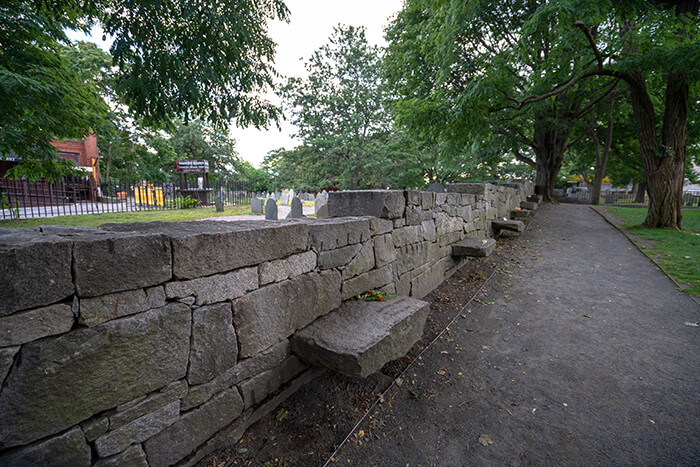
<box><xmin>0</xmin><ymin>204</ymin><xmax>258</xmax><ymax>229</ymax></box>
<box><xmin>603</xmin><ymin>207</ymin><xmax>700</xmax><ymax>296</ymax></box>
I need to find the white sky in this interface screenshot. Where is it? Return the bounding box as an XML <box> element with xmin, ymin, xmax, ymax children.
<box><xmin>67</xmin><ymin>0</ymin><xmax>405</xmax><ymax>168</ymax></box>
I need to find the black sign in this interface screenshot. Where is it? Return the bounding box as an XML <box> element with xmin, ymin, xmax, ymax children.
<box><xmin>176</xmin><ymin>160</ymin><xmax>209</xmax><ymax>173</ymax></box>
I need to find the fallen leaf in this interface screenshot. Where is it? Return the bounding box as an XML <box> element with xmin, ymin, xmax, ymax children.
<box><xmin>478</xmin><ymin>434</ymin><xmax>494</xmax><ymax>446</ymax></box>
<box><xmin>436</xmin><ymin>369</ymin><xmax>447</xmax><ymax>376</ymax></box>
<box><xmin>237</xmin><ymin>448</ymin><xmax>248</xmax><ymax>454</ymax></box>
<box><xmin>583</xmin><ymin>313</ymin><xmax>592</xmax><ymax>318</ymax></box>
<box><xmin>684</xmin><ymin>322</ymin><xmax>698</xmax><ymax>327</ymax></box>
<box><xmin>563</xmin><ymin>403</ymin><xmax>568</xmax><ymax>407</ymax></box>
<box><xmin>395</xmin><ymin>377</ymin><xmax>403</xmax><ymax>387</ymax></box>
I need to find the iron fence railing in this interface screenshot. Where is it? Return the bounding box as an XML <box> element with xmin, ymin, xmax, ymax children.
<box><xmin>0</xmin><ymin>177</ymin><xmax>256</xmax><ymax>220</ymax></box>
<box><xmin>560</xmin><ymin>189</ymin><xmax>700</xmax><ymax>207</ymax></box>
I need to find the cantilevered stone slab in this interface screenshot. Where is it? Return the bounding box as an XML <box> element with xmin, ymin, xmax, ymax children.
<box><xmin>511</xmin><ymin>209</ymin><xmax>532</xmax><ymax>218</ymax></box>
<box><xmin>520</xmin><ymin>200</ymin><xmax>539</xmax><ymax>210</ymax></box>
<box><xmin>491</xmin><ymin>219</ymin><xmax>525</xmax><ymax>232</ymax></box>
<box><xmin>451</xmin><ymin>238</ymin><xmax>496</xmax><ymax>257</ymax></box>
<box><xmin>492</xmin><ymin>219</ymin><xmax>524</xmax><ymax>233</ymax></box>
<box><xmin>291</xmin><ymin>296</ymin><xmax>430</xmax><ymax>378</ymax></box>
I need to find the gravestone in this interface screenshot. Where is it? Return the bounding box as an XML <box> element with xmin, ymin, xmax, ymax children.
<box><xmin>265</xmin><ymin>199</ymin><xmax>278</xmax><ymax>220</ymax></box>
<box><xmin>215</xmin><ymin>197</ymin><xmax>224</xmax><ymax>212</ymax></box>
<box><xmin>321</xmin><ymin>190</ymin><xmax>328</xmax><ymax>197</ymax></box>
<box><xmin>280</xmin><ymin>192</ymin><xmax>289</xmax><ymax>206</ymax></box>
<box><xmin>427</xmin><ymin>182</ymin><xmax>445</xmax><ymax>193</ymax></box>
<box><xmin>251</xmin><ymin>198</ymin><xmax>264</xmax><ymax>214</ymax></box>
<box><xmin>315</xmin><ymin>194</ymin><xmax>328</xmax><ymax>218</ymax></box>
<box><xmin>286</xmin><ymin>197</ymin><xmax>304</xmax><ymax>219</ymax></box>
<box><xmin>273</xmin><ymin>191</ymin><xmax>280</xmax><ymax>201</ymax></box>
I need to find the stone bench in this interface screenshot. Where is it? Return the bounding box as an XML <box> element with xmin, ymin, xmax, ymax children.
<box><xmin>492</xmin><ymin>219</ymin><xmax>524</xmax><ymax>234</ymax></box>
<box><xmin>451</xmin><ymin>238</ymin><xmax>496</xmax><ymax>257</ymax></box>
<box><xmin>291</xmin><ymin>296</ymin><xmax>430</xmax><ymax>378</ymax></box>
<box><xmin>520</xmin><ymin>200</ymin><xmax>538</xmax><ymax>210</ymax></box>
<box><xmin>511</xmin><ymin>208</ymin><xmax>532</xmax><ymax>218</ymax></box>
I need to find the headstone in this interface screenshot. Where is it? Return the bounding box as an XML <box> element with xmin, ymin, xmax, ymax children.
<box><xmin>427</xmin><ymin>182</ymin><xmax>445</xmax><ymax>193</ymax></box>
<box><xmin>321</xmin><ymin>190</ymin><xmax>328</xmax><ymax>197</ymax></box>
<box><xmin>280</xmin><ymin>192</ymin><xmax>289</xmax><ymax>206</ymax></box>
<box><xmin>286</xmin><ymin>197</ymin><xmax>304</xmax><ymax>219</ymax></box>
<box><xmin>265</xmin><ymin>199</ymin><xmax>278</xmax><ymax>220</ymax></box>
<box><xmin>214</xmin><ymin>197</ymin><xmax>224</xmax><ymax>212</ymax></box>
<box><xmin>314</xmin><ymin>194</ymin><xmax>328</xmax><ymax>218</ymax></box>
<box><xmin>251</xmin><ymin>197</ymin><xmax>264</xmax><ymax>214</ymax></box>
<box><xmin>273</xmin><ymin>191</ymin><xmax>280</xmax><ymax>201</ymax></box>
<box><xmin>306</xmin><ymin>193</ymin><xmax>315</xmax><ymax>201</ymax></box>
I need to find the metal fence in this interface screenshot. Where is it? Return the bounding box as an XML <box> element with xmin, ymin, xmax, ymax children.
<box><xmin>0</xmin><ymin>177</ymin><xmax>256</xmax><ymax>220</ymax></box>
<box><xmin>559</xmin><ymin>189</ymin><xmax>700</xmax><ymax>207</ymax></box>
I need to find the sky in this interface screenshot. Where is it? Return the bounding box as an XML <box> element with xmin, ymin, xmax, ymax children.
<box><xmin>67</xmin><ymin>0</ymin><xmax>405</xmax><ymax>168</ymax></box>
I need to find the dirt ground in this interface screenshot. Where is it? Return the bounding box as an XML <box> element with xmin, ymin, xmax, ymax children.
<box><xmin>197</xmin><ymin>227</ymin><xmax>527</xmax><ymax>467</ymax></box>
<box><xmin>200</xmin><ymin>204</ymin><xmax>699</xmax><ymax>466</ymax></box>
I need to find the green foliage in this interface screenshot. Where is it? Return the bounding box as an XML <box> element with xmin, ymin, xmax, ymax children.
<box><xmin>169</xmin><ymin>120</ymin><xmax>241</xmax><ymax>180</ymax></box>
<box><xmin>0</xmin><ymin>2</ymin><xmax>108</xmax><ymax>180</ymax></box>
<box><xmin>1</xmin><ymin>0</ymin><xmax>288</xmax><ymax>179</ymax></box>
<box><xmin>280</xmin><ymin>25</ymin><xmax>412</xmax><ymax>190</ymax></box>
<box><xmin>171</xmin><ymin>195</ymin><xmax>200</xmax><ymax>209</ymax></box>
<box><xmin>106</xmin><ymin>0</ymin><xmax>288</xmax><ymax>129</ymax></box>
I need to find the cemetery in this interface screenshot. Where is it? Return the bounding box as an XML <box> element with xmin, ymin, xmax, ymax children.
<box><xmin>0</xmin><ymin>181</ymin><xmax>533</xmax><ymax>465</ymax></box>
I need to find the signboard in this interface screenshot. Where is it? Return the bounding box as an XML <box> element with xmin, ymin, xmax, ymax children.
<box><xmin>176</xmin><ymin>160</ymin><xmax>209</xmax><ymax>173</ymax></box>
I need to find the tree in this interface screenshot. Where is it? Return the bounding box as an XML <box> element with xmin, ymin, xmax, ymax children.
<box><xmin>1</xmin><ymin>0</ymin><xmax>288</xmax><ymax>178</ymax></box>
<box><xmin>510</xmin><ymin>0</ymin><xmax>699</xmax><ymax>228</ymax></box>
<box><xmin>169</xmin><ymin>120</ymin><xmax>242</xmax><ymax>180</ymax></box>
<box><xmin>0</xmin><ymin>2</ymin><xmax>107</xmax><ymax>179</ymax></box>
<box><xmin>384</xmin><ymin>0</ymin><xmax>589</xmax><ymax>201</ymax></box>
<box><xmin>280</xmin><ymin>25</ymin><xmax>399</xmax><ymax>190</ymax></box>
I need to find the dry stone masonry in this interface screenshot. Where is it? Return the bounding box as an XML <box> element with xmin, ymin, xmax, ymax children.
<box><xmin>0</xmin><ymin>181</ymin><xmax>532</xmax><ymax>466</ymax></box>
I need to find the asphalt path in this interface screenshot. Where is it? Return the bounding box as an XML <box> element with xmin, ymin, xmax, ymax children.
<box><xmin>335</xmin><ymin>203</ymin><xmax>700</xmax><ymax>466</ymax></box>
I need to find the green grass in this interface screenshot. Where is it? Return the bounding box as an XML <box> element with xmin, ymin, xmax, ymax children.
<box><xmin>604</xmin><ymin>207</ymin><xmax>700</xmax><ymax>296</ymax></box>
<box><xmin>0</xmin><ymin>204</ymin><xmax>258</xmax><ymax>229</ymax></box>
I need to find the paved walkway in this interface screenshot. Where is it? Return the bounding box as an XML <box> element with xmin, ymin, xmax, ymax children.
<box><xmin>335</xmin><ymin>203</ymin><xmax>699</xmax><ymax>465</ymax></box>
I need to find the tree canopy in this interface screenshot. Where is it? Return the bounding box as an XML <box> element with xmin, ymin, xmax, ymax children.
<box><xmin>385</xmin><ymin>0</ymin><xmax>699</xmax><ymax>228</ymax></box>
<box><xmin>0</xmin><ymin>0</ymin><xmax>288</xmax><ymax>179</ymax></box>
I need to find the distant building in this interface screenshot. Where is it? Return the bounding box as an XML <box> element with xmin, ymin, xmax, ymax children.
<box><xmin>51</xmin><ymin>134</ymin><xmax>100</xmax><ymax>182</ymax></box>
<box><xmin>0</xmin><ymin>134</ymin><xmax>100</xmax><ymax>182</ymax></box>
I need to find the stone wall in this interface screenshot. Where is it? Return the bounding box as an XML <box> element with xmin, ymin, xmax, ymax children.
<box><xmin>0</xmin><ymin>181</ymin><xmax>531</xmax><ymax>466</ymax></box>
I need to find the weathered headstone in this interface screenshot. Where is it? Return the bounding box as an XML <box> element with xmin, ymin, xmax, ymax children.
<box><xmin>265</xmin><ymin>199</ymin><xmax>278</xmax><ymax>220</ymax></box>
<box><xmin>315</xmin><ymin>194</ymin><xmax>328</xmax><ymax>218</ymax></box>
<box><xmin>273</xmin><ymin>191</ymin><xmax>280</xmax><ymax>201</ymax></box>
<box><xmin>251</xmin><ymin>198</ymin><xmax>264</xmax><ymax>214</ymax></box>
<box><xmin>427</xmin><ymin>182</ymin><xmax>445</xmax><ymax>193</ymax></box>
<box><xmin>280</xmin><ymin>192</ymin><xmax>289</xmax><ymax>206</ymax></box>
<box><xmin>214</xmin><ymin>197</ymin><xmax>224</xmax><ymax>212</ymax></box>
<box><xmin>286</xmin><ymin>197</ymin><xmax>304</xmax><ymax>219</ymax></box>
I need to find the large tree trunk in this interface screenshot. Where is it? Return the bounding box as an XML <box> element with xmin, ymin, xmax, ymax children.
<box><xmin>626</xmin><ymin>0</ymin><xmax>696</xmax><ymax>229</ymax></box>
<box><xmin>634</xmin><ymin>181</ymin><xmax>646</xmax><ymax>203</ymax></box>
<box><xmin>589</xmin><ymin>99</ymin><xmax>615</xmax><ymax>205</ymax></box>
<box><xmin>532</xmin><ymin>97</ymin><xmax>576</xmax><ymax>203</ymax></box>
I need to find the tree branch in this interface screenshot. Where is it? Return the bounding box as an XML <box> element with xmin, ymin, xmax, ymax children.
<box><xmin>513</xmin><ymin>148</ymin><xmax>536</xmax><ymax>168</ymax></box>
<box><xmin>573</xmin><ymin>21</ymin><xmax>605</xmax><ymax>68</ymax></box>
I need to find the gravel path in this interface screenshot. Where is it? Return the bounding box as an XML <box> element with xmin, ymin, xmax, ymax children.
<box><xmin>334</xmin><ymin>203</ymin><xmax>700</xmax><ymax>465</ymax></box>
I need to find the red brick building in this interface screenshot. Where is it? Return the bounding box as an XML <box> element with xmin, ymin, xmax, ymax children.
<box><xmin>51</xmin><ymin>134</ymin><xmax>100</xmax><ymax>182</ymax></box>
<box><xmin>0</xmin><ymin>134</ymin><xmax>100</xmax><ymax>182</ymax></box>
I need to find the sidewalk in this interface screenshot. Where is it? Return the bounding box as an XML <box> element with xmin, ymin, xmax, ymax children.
<box><xmin>334</xmin><ymin>203</ymin><xmax>700</xmax><ymax>465</ymax></box>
